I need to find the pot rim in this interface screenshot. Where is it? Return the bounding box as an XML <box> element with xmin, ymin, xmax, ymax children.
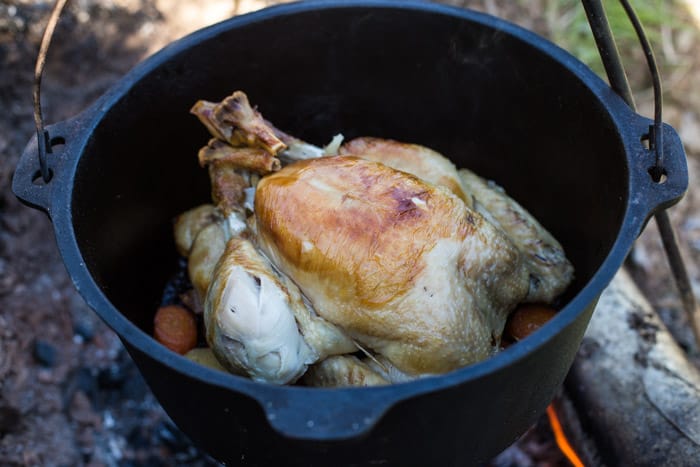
<box><xmin>41</xmin><ymin>0</ymin><xmax>681</xmax><ymax>426</ymax></box>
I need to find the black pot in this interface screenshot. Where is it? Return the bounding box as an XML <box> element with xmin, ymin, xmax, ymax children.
<box><xmin>13</xmin><ymin>1</ymin><xmax>688</xmax><ymax>465</ymax></box>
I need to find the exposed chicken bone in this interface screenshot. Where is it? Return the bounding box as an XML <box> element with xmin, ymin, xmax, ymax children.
<box><xmin>190</xmin><ymin>92</ymin><xmax>287</xmax><ymax>155</ymax></box>
<box><xmin>198</xmin><ymin>138</ymin><xmax>280</xmax><ymax>174</ymax></box>
<box><xmin>207</xmin><ymin>162</ymin><xmax>249</xmax><ymax>215</ymax></box>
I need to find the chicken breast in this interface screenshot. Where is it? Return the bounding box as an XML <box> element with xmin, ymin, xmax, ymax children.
<box><xmin>253</xmin><ymin>156</ymin><xmax>529</xmax><ymax>375</ymax></box>
<box><xmin>339</xmin><ymin>137</ymin><xmax>470</xmax><ymax>206</ymax></box>
<box><xmin>340</xmin><ymin>138</ymin><xmax>573</xmax><ymax>304</ymax></box>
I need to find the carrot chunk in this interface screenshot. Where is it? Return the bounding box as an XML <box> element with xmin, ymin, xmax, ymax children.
<box><xmin>505</xmin><ymin>304</ymin><xmax>557</xmax><ymax>341</ymax></box>
<box><xmin>154</xmin><ymin>305</ymin><xmax>198</xmax><ymax>354</ymax></box>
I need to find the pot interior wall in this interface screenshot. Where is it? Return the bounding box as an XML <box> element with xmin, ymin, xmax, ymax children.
<box><xmin>70</xmin><ymin>6</ymin><xmax>627</xmax><ymax>334</ymax></box>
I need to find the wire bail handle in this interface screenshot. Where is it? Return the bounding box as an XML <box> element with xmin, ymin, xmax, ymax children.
<box><xmin>582</xmin><ymin>0</ymin><xmax>665</xmax><ymax>175</ymax></box>
<box><xmin>34</xmin><ymin>1</ymin><xmax>668</xmax><ymax>183</ymax></box>
<box><xmin>33</xmin><ymin>0</ymin><xmax>70</xmax><ymax>184</ymax></box>
<box><xmin>581</xmin><ymin>0</ymin><xmax>700</xmax><ymax>345</ymax></box>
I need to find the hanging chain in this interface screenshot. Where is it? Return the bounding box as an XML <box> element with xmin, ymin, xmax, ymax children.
<box><xmin>33</xmin><ymin>0</ymin><xmax>70</xmax><ymax>183</ymax></box>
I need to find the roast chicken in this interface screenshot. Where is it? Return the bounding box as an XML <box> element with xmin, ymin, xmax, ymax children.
<box><xmin>174</xmin><ymin>91</ymin><xmax>574</xmax><ymax>386</ymax></box>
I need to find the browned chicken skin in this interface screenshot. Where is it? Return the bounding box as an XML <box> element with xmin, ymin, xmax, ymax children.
<box><xmin>339</xmin><ymin>137</ymin><xmax>470</xmax><ymax>205</ymax></box>
<box><xmin>178</xmin><ymin>91</ymin><xmax>573</xmax><ymax>385</ymax></box>
<box><xmin>254</xmin><ymin>156</ymin><xmax>529</xmax><ymax>375</ymax></box>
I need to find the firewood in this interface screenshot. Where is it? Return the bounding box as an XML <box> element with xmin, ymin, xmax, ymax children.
<box><xmin>566</xmin><ymin>268</ymin><xmax>700</xmax><ymax>466</ymax></box>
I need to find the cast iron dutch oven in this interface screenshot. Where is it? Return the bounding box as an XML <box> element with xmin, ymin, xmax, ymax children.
<box><xmin>13</xmin><ymin>1</ymin><xmax>689</xmax><ymax>465</ymax></box>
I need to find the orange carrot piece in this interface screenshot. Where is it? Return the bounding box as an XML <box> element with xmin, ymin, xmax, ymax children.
<box><xmin>154</xmin><ymin>305</ymin><xmax>198</xmax><ymax>355</ymax></box>
<box><xmin>505</xmin><ymin>304</ymin><xmax>557</xmax><ymax>341</ymax></box>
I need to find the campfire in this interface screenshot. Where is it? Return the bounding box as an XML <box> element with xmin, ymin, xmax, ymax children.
<box><xmin>546</xmin><ymin>404</ymin><xmax>584</xmax><ymax>467</ymax></box>
<box><xmin>494</xmin><ymin>267</ymin><xmax>700</xmax><ymax>466</ymax></box>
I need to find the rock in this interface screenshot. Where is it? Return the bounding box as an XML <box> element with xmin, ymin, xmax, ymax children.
<box><xmin>32</xmin><ymin>339</ymin><xmax>57</xmax><ymax>367</ymax></box>
<box><xmin>73</xmin><ymin>319</ymin><xmax>96</xmax><ymax>343</ymax></box>
<box><xmin>69</xmin><ymin>391</ymin><xmax>100</xmax><ymax>426</ymax></box>
<box><xmin>73</xmin><ymin>367</ymin><xmax>99</xmax><ymax>402</ymax></box>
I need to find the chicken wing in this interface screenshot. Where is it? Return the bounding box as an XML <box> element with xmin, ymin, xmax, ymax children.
<box><xmin>204</xmin><ymin>236</ymin><xmax>317</xmax><ymax>383</ymax></box>
<box><xmin>457</xmin><ymin>168</ymin><xmax>574</xmax><ymax>303</ymax></box>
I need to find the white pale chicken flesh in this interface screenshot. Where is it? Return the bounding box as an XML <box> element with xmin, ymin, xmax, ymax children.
<box><xmin>181</xmin><ymin>90</ymin><xmax>573</xmax><ymax>386</ymax></box>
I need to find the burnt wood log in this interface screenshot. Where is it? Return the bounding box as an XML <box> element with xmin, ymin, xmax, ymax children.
<box><xmin>566</xmin><ymin>268</ymin><xmax>700</xmax><ymax>466</ymax></box>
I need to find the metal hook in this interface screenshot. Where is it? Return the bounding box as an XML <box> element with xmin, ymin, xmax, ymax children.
<box><xmin>33</xmin><ymin>0</ymin><xmax>70</xmax><ymax>183</ymax></box>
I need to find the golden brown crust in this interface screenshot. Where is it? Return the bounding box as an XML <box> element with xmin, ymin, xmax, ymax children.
<box><xmin>339</xmin><ymin>137</ymin><xmax>469</xmax><ymax>205</ymax></box>
<box><xmin>252</xmin><ymin>156</ymin><xmax>527</xmax><ymax>374</ymax></box>
<box><xmin>255</xmin><ymin>156</ymin><xmax>474</xmax><ymax>309</ymax></box>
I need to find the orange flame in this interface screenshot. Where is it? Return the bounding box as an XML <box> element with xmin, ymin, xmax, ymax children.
<box><xmin>546</xmin><ymin>404</ymin><xmax>585</xmax><ymax>467</ymax></box>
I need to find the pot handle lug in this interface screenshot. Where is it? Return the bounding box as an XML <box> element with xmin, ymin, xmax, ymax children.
<box><xmin>255</xmin><ymin>386</ymin><xmax>398</xmax><ymax>441</ymax></box>
<box><xmin>12</xmin><ymin>119</ymin><xmax>76</xmax><ymax>215</ymax></box>
<box><xmin>630</xmin><ymin>120</ymin><xmax>688</xmax><ymax>233</ymax></box>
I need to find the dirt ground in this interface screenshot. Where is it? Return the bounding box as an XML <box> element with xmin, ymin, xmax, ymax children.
<box><xmin>1</xmin><ymin>1</ymin><xmax>699</xmax><ymax>466</ymax></box>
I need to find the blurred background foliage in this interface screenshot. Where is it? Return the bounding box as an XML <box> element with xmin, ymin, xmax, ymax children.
<box><xmin>532</xmin><ymin>0</ymin><xmax>700</xmax><ymax>91</ymax></box>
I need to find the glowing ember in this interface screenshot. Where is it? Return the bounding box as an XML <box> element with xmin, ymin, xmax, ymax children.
<box><xmin>546</xmin><ymin>404</ymin><xmax>585</xmax><ymax>467</ymax></box>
